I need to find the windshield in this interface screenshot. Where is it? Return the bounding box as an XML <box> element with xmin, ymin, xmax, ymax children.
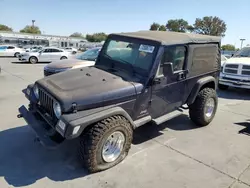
<box><xmin>77</xmin><ymin>48</ymin><xmax>100</xmax><ymax>61</ymax></box>
<box><xmin>99</xmin><ymin>39</ymin><xmax>156</xmax><ymax>75</ymax></box>
<box><xmin>233</xmin><ymin>47</ymin><xmax>250</xmax><ymax>57</ymax></box>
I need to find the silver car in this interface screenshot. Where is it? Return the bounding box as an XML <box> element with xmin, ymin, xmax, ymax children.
<box><xmin>19</xmin><ymin>47</ymin><xmax>70</xmax><ymax>64</ymax></box>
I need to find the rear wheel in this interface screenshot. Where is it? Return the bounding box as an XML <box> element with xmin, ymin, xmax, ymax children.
<box><xmin>79</xmin><ymin>115</ymin><xmax>133</xmax><ymax>173</ymax></box>
<box><xmin>60</xmin><ymin>56</ymin><xmax>67</xmax><ymax>60</ymax></box>
<box><xmin>14</xmin><ymin>52</ymin><xmax>20</xmax><ymax>57</ymax></box>
<box><xmin>218</xmin><ymin>84</ymin><xmax>229</xmax><ymax>90</ymax></box>
<box><xmin>189</xmin><ymin>88</ymin><xmax>218</xmax><ymax>126</ymax></box>
<box><xmin>29</xmin><ymin>56</ymin><xmax>38</xmax><ymax>64</ymax></box>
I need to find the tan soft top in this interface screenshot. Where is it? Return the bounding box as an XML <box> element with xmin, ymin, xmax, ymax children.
<box><xmin>110</xmin><ymin>30</ymin><xmax>221</xmax><ymax>45</ymax></box>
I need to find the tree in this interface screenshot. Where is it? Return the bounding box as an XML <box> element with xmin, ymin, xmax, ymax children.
<box><xmin>158</xmin><ymin>25</ymin><xmax>166</xmax><ymax>31</ymax></box>
<box><xmin>192</xmin><ymin>16</ymin><xmax>227</xmax><ymax>36</ymax></box>
<box><xmin>221</xmin><ymin>44</ymin><xmax>236</xmax><ymax>51</ymax></box>
<box><xmin>166</xmin><ymin>19</ymin><xmax>190</xmax><ymax>33</ymax></box>
<box><xmin>70</xmin><ymin>32</ymin><xmax>83</xmax><ymax>38</ymax></box>
<box><xmin>150</xmin><ymin>22</ymin><xmax>160</xmax><ymax>31</ymax></box>
<box><xmin>86</xmin><ymin>32</ymin><xmax>107</xmax><ymax>42</ymax></box>
<box><xmin>0</xmin><ymin>24</ymin><xmax>13</xmax><ymax>31</ymax></box>
<box><xmin>20</xmin><ymin>25</ymin><xmax>41</xmax><ymax>34</ymax></box>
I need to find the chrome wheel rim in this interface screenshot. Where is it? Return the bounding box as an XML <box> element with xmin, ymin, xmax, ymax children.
<box><xmin>102</xmin><ymin>131</ymin><xmax>125</xmax><ymax>163</ymax></box>
<box><xmin>205</xmin><ymin>98</ymin><xmax>215</xmax><ymax>118</ymax></box>
<box><xmin>30</xmin><ymin>58</ymin><xmax>36</xmax><ymax>63</ymax></box>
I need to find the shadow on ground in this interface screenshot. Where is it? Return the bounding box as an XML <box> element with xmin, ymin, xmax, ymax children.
<box><xmin>235</xmin><ymin>120</ymin><xmax>250</xmax><ymax>136</ymax></box>
<box><xmin>133</xmin><ymin>114</ymin><xmax>198</xmax><ymax>144</ymax></box>
<box><xmin>0</xmin><ymin>126</ymin><xmax>88</xmax><ymax>187</ymax></box>
<box><xmin>11</xmin><ymin>61</ymin><xmax>48</xmax><ymax>64</ymax></box>
<box><xmin>218</xmin><ymin>88</ymin><xmax>250</xmax><ymax>100</ymax></box>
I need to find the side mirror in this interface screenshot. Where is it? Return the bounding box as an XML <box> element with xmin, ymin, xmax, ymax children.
<box><xmin>163</xmin><ymin>62</ymin><xmax>174</xmax><ymax>76</ymax></box>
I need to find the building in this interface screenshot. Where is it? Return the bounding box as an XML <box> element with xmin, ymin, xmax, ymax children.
<box><xmin>0</xmin><ymin>31</ymin><xmax>88</xmax><ymax>49</ymax></box>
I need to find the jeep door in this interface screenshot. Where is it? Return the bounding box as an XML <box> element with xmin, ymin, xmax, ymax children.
<box><xmin>149</xmin><ymin>45</ymin><xmax>188</xmax><ymax>118</ymax></box>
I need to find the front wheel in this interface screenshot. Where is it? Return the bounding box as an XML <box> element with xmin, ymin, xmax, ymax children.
<box><xmin>189</xmin><ymin>88</ymin><xmax>218</xmax><ymax>126</ymax></box>
<box><xmin>79</xmin><ymin>115</ymin><xmax>133</xmax><ymax>173</ymax></box>
<box><xmin>29</xmin><ymin>56</ymin><xmax>38</xmax><ymax>64</ymax></box>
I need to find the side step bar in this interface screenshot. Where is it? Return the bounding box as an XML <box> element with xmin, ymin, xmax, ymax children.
<box><xmin>152</xmin><ymin>109</ymin><xmax>183</xmax><ymax>125</ymax></box>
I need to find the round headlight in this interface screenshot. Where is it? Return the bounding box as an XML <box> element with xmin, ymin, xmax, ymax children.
<box><xmin>33</xmin><ymin>84</ymin><xmax>39</xmax><ymax>99</ymax></box>
<box><xmin>53</xmin><ymin>101</ymin><xmax>62</xmax><ymax>119</ymax></box>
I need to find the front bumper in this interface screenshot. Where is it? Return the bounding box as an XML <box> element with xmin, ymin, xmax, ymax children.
<box><xmin>219</xmin><ymin>73</ymin><xmax>250</xmax><ymax>89</ymax></box>
<box><xmin>19</xmin><ymin>56</ymin><xmax>29</xmax><ymax>61</ymax></box>
<box><xmin>18</xmin><ymin>105</ymin><xmax>60</xmax><ymax>148</ymax></box>
<box><xmin>19</xmin><ymin>86</ymin><xmax>84</xmax><ymax>147</ymax></box>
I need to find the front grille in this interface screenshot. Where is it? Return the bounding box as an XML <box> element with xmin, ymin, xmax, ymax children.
<box><xmin>225</xmin><ymin>64</ymin><xmax>239</xmax><ymax>69</ymax></box>
<box><xmin>224</xmin><ymin>69</ymin><xmax>237</xmax><ymax>74</ymax></box>
<box><xmin>224</xmin><ymin>64</ymin><xmax>238</xmax><ymax>75</ymax></box>
<box><xmin>38</xmin><ymin>88</ymin><xmax>57</xmax><ymax>123</ymax></box>
<box><xmin>242</xmin><ymin>70</ymin><xmax>250</xmax><ymax>76</ymax></box>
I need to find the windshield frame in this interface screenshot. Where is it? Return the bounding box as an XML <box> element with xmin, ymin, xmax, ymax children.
<box><xmin>96</xmin><ymin>35</ymin><xmax>160</xmax><ymax>77</ymax></box>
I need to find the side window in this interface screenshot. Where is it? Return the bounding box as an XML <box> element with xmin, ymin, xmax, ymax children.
<box><xmin>157</xmin><ymin>46</ymin><xmax>186</xmax><ymax>76</ymax></box>
<box><xmin>43</xmin><ymin>49</ymin><xmax>50</xmax><ymax>53</ymax></box>
<box><xmin>51</xmin><ymin>49</ymin><xmax>60</xmax><ymax>53</ymax></box>
<box><xmin>7</xmin><ymin>46</ymin><xmax>15</xmax><ymax>49</ymax></box>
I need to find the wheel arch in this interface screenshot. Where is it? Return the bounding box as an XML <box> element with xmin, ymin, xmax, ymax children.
<box><xmin>64</xmin><ymin>106</ymin><xmax>135</xmax><ymax>139</ymax></box>
<box><xmin>186</xmin><ymin>76</ymin><xmax>216</xmax><ymax>105</ymax></box>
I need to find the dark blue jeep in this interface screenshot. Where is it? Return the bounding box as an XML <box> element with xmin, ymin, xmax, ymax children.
<box><xmin>18</xmin><ymin>31</ymin><xmax>221</xmax><ymax>173</ymax></box>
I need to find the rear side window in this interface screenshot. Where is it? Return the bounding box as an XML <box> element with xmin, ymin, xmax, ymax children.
<box><xmin>190</xmin><ymin>44</ymin><xmax>219</xmax><ymax>76</ymax></box>
<box><xmin>7</xmin><ymin>46</ymin><xmax>15</xmax><ymax>49</ymax></box>
<box><xmin>51</xmin><ymin>49</ymin><xmax>61</xmax><ymax>52</ymax></box>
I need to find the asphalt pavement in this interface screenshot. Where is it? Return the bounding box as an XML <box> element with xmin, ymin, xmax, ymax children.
<box><xmin>0</xmin><ymin>57</ymin><xmax>250</xmax><ymax>188</ymax></box>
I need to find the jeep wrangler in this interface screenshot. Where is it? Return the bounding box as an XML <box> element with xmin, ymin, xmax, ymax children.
<box><xmin>18</xmin><ymin>31</ymin><xmax>221</xmax><ymax>173</ymax></box>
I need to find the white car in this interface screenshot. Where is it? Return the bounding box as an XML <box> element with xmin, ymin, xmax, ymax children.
<box><xmin>64</xmin><ymin>47</ymin><xmax>77</xmax><ymax>54</ymax></box>
<box><xmin>219</xmin><ymin>47</ymin><xmax>250</xmax><ymax>90</ymax></box>
<box><xmin>19</xmin><ymin>47</ymin><xmax>69</xmax><ymax>64</ymax></box>
<box><xmin>0</xmin><ymin>45</ymin><xmax>25</xmax><ymax>57</ymax></box>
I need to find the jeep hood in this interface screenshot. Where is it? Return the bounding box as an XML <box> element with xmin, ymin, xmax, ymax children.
<box><xmin>37</xmin><ymin>66</ymin><xmax>142</xmax><ymax>112</ymax></box>
<box><xmin>225</xmin><ymin>57</ymin><xmax>250</xmax><ymax>65</ymax></box>
<box><xmin>45</xmin><ymin>59</ymin><xmax>95</xmax><ymax>69</ymax></box>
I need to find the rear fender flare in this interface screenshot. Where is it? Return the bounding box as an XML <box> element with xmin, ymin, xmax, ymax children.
<box><xmin>186</xmin><ymin>76</ymin><xmax>216</xmax><ymax>105</ymax></box>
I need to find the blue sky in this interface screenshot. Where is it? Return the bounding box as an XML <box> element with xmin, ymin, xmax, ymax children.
<box><xmin>0</xmin><ymin>0</ymin><xmax>249</xmax><ymax>48</ymax></box>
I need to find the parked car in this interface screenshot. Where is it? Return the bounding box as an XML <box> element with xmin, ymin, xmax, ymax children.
<box><xmin>18</xmin><ymin>31</ymin><xmax>221</xmax><ymax>173</ymax></box>
<box><xmin>219</xmin><ymin>46</ymin><xmax>250</xmax><ymax>90</ymax></box>
<box><xmin>64</xmin><ymin>47</ymin><xmax>77</xmax><ymax>54</ymax></box>
<box><xmin>25</xmin><ymin>46</ymin><xmax>43</xmax><ymax>52</ymax></box>
<box><xmin>19</xmin><ymin>47</ymin><xmax>69</xmax><ymax>64</ymax></box>
<box><xmin>44</xmin><ymin>47</ymin><xmax>101</xmax><ymax>76</ymax></box>
<box><xmin>0</xmin><ymin>45</ymin><xmax>25</xmax><ymax>57</ymax></box>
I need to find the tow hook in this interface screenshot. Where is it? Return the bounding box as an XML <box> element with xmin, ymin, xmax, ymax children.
<box><xmin>17</xmin><ymin>114</ymin><xmax>23</xmax><ymax>118</ymax></box>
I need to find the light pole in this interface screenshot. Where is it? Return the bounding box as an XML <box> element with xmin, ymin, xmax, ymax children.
<box><xmin>32</xmin><ymin>20</ymin><xmax>35</xmax><ymax>27</ymax></box>
<box><xmin>240</xmin><ymin>38</ymin><xmax>246</xmax><ymax>49</ymax></box>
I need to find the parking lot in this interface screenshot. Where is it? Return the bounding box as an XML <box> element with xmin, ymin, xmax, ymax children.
<box><xmin>0</xmin><ymin>57</ymin><xmax>250</xmax><ymax>188</ymax></box>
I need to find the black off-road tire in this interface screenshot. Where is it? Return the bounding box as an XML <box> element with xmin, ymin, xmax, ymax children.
<box><xmin>189</xmin><ymin>88</ymin><xmax>218</xmax><ymax>126</ymax></box>
<box><xmin>79</xmin><ymin>115</ymin><xmax>133</xmax><ymax>173</ymax></box>
<box><xmin>218</xmin><ymin>84</ymin><xmax>229</xmax><ymax>90</ymax></box>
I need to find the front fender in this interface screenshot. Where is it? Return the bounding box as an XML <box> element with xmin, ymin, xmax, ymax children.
<box><xmin>62</xmin><ymin>106</ymin><xmax>135</xmax><ymax>139</ymax></box>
